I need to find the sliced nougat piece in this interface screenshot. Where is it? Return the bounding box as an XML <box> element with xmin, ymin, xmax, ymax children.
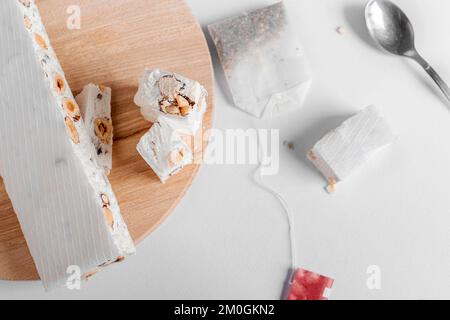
<box><xmin>308</xmin><ymin>106</ymin><xmax>395</xmax><ymax>193</ymax></box>
<box><xmin>134</xmin><ymin>69</ymin><xmax>208</xmax><ymax>135</ymax></box>
<box><xmin>76</xmin><ymin>84</ymin><xmax>114</xmax><ymax>175</ymax></box>
<box><xmin>137</xmin><ymin>120</ymin><xmax>193</xmax><ymax>183</ymax></box>
<box><xmin>0</xmin><ymin>0</ymin><xmax>135</xmax><ymax>290</ymax></box>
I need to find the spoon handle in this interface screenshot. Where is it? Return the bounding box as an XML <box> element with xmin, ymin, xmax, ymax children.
<box><xmin>413</xmin><ymin>54</ymin><xmax>450</xmax><ymax>104</ymax></box>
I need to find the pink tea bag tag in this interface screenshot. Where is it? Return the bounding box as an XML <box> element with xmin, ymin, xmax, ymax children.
<box><xmin>287</xmin><ymin>268</ymin><xmax>334</xmax><ymax>300</ymax></box>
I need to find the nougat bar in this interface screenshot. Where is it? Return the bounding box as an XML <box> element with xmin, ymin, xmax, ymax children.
<box><xmin>0</xmin><ymin>0</ymin><xmax>135</xmax><ymax>290</ymax></box>
<box><xmin>137</xmin><ymin>120</ymin><xmax>193</xmax><ymax>183</ymax></box>
<box><xmin>308</xmin><ymin>106</ymin><xmax>395</xmax><ymax>192</ymax></box>
<box><xmin>76</xmin><ymin>84</ymin><xmax>113</xmax><ymax>175</ymax></box>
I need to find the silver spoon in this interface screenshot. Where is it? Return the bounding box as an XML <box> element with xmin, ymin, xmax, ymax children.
<box><xmin>365</xmin><ymin>0</ymin><xmax>450</xmax><ymax>103</ymax></box>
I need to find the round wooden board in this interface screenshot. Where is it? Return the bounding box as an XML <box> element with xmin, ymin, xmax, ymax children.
<box><xmin>0</xmin><ymin>0</ymin><xmax>214</xmax><ymax>281</ymax></box>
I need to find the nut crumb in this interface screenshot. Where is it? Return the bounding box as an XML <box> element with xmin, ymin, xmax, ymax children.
<box><xmin>283</xmin><ymin>140</ymin><xmax>295</xmax><ymax>150</ymax></box>
<box><xmin>326</xmin><ymin>178</ymin><xmax>337</xmax><ymax>193</ymax></box>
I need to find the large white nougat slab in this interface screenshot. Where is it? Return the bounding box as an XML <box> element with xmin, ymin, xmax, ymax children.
<box><xmin>134</xmin><ymin>69</ymin><xmax>207</xmax><ymax>135</ymax></box>
<box><xmin>308</xmin><ymin>106</ymin><xmax>395</xmax><ymax>192</ymax></box>
<box><xmin>76</xmin><ymin>84</ymin><xmax>113</xmax><ymax>175</ymax></box>
<box><xmin>137</xmin><ymin>120</ymin><xmax>193</xmax><ymax>183</ymax></box>
<box><xmin>0</xmin><ymin>0</ymin><xmax>135</xmax><ymax>290</ymax></box>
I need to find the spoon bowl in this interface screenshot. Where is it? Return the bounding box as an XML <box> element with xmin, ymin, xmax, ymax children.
<box><xmin>365</xmin><ymin>0</ymin><xmax>450</xmax><ymax>104</ymax></box>
<box><xmin>365</xmin><ymin>0</ymin><xmax>416</xmax><ymax>57</ymax></box>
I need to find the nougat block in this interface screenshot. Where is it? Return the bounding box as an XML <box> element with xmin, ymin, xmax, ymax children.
<box><xmin>0</xmin><ymin>0</ymin><xmax>135</xmax><ymax>290</ymax></box>
<box><xmin>76</xmin><ymin>84</ymin><xmax>113</xmax><ymax>175</ymax></box>
<box><xmin>137</xmin><ymin>120</ymin><xmax>193</xmax><ymax>183</ymax></box>
<box><xmin>308</xmin><ymin>106</ymin><xmax>395</xmax><ymax>193</ymax></box>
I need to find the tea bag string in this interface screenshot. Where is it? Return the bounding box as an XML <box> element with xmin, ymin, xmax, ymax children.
<box><xmin>254</xmin><ymin>121</ymin><xmax>297</xmax><ymax>284</ymax></box>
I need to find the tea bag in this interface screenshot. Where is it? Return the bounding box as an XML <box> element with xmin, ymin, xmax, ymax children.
<box><xmin>208</xmin><ymin>2</ymin><xmax>311</xmax><ymax>118</ymax></box>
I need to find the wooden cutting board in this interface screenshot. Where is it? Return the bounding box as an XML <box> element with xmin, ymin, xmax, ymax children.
<box><xmin>0</xmin><ymin>0</ymin><xmax>214</xmax><ymax>281</ymax></box>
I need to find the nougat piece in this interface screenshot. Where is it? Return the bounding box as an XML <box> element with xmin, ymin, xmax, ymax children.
<box><xmin>308</xmin><ymin>106</ymin><xmax>395</xmax><ymax>193</ymax></box>
<box><xmin>134</xmin><ymin>69</ymin><xmax>207</xmax><ymax>135</ymax></box>
<box><xmin>76</xmin><ymin>84</ymin><xmax>113</xmax><ymax>175</ymax></box>
<box><xmin>0</xmin><ymin>0</ymin><xmax>135</xmax><ymax>291</ymax></box>
<box><xmin>288</xmin><ymin>269</ymin><xmax>334</xmax><ymax>300</ymax></box>
<box><xmin>137</xmin><ymin>120</ymin><xmax>193</xmax><ymax>183</ymax></box>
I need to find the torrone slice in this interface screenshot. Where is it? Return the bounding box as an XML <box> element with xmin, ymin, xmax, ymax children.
<box><xmin>0</xmin><ymin>0</ymin><xmax>135</xmax><ymax>290</ymax></box>
<box><xmin>76</xmin><ymin>84</ymin><xmax>114</xmax><ymax>175</ymax></box>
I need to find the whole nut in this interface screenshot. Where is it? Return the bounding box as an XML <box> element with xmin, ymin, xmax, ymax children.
<box><xmin>64</xmin><ymin>117</ymin><xmax>80</xmax><ymax>144</ymax></box>
<box><xmin>34</xmin><ymin>33</ymin><xmax>48</xmax><ymax>50</ymax></box>
<box><xmin>94</xmin><ymin>118</ymin><xmax>113</xmax><ymax>144</ymax></box>
<box><xmin>165</xmin><ymin>106</ymin><xmax>180</xmax><ymax>115</ymax></box>
<box><xmin>100</xmin><ymin>193</ymin><xmax>110</xmax><ymax>207</ymax></box>
<box><xmin>158</xmin><ymin>75</ymin><xmax>182</xmax><ymax>100</ymax></box>
<box><xmin>54</xmin><ymin>74</ymin><xmax>66</xmax><ymax>95</ymax></box>
<box><xmin>176</xmin><ymin>95</ymin><xmax>190</xmax><ymax>108</ymax></box>
<box><xmin>63</xmin><ymin>98</ymin><xmax>81</xmax><ymax>122</ymax></box>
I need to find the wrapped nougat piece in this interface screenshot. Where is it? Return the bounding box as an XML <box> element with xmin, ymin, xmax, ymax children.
<box><xmin>134</xmin><ymin>69</ymin><xmax>208</xmax><ymax>135</ymax></box>
<box><xmin>308</xmin><ymin>106</ymin><xmax>395</xmax><ymax>193</ymax></box>
<box><xmin>137</xmin><ymin>120</ymin><xmax>193</xmax><ymax>183</ymax></box>
<box><xmin>0</xmin><ymin>0</ymin><xmax>135</xmax><ymax>290</ymax></box>
<box><xmin>76</xmin><ymin>84</ymin><xmax>113</xmax><ymax>175</ymax></box>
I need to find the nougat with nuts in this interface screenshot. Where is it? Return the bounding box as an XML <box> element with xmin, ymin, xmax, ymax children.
<box><xmin>0</xmin><ymin>0</ymin><xmax>135</xmax><ymax>291</ymax></box>
<box><xmin>308</xmin><ymin>106</ymin><xmax>395</xmax><ymax>193</ymax></box>
<box><xmin>134</xmin><ymin>69</ymin><xmax>208</xmax><ymax>135</ymax></box>
<box><xmin>76</xmin><ymin>84</ymin><xmax>114</xmax><ymax>175</ymax></box>
<box><xmin>137</xmin><ymin>120</ymin><xmax>193</xmax><ymax>183</ymax></box>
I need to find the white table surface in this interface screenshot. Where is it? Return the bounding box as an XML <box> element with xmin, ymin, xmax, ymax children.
<box><xmin>1</xmin><ymin>0</ymin><xmax>449</xmax><ymax>300</ymax></box>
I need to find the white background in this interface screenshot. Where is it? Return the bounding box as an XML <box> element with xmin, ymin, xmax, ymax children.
<box><xmin>1</xmin><ymin>0</ymin><xmax>449</xmax><ymax>300</ymax></box>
